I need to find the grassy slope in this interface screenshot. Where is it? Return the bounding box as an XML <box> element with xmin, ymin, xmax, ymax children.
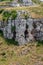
<box><xmin>0</xmin><ymin>6</ymin><xmax>43</xmax><ymax>20</ymax></box>
<box><xmin>0</xmin><ymin>0</ymin><xmax>43</xmax><ymax>65</ymax></box>
<box><xmin>32</xmin><ymin>0</ymin><xmax>40</xmax><ymax>4</ymax></box>
<box><xmin>0</xmin><ymin>36</ymin><xmax>43</xmax><ymax>65</ymax></box>
<box><xmin>0</xmin><ymin>0</ymin><xmax>43</xmax><ymax>19</ymax></box>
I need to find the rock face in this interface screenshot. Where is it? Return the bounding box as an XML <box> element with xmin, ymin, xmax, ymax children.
<box><xmin>20</xmin><ymin>0</ymin><xmax>33</xmax><ymax>6</ymax></box>
<box><xmin>20</xmin><ymin>0</ymin><xmax>32</xmax><ymax>3</ymax></box>
<box><xmin>11</xmin><ymin>0</ymin><xmax>33</xmax><ymax>7</ymax></box>
<box><xmin>15</xmin><ymin>18</ymin><xmax>33</xmax><ymax>45</ymax></box>
<box><xmin>15</xmin><ymin>18</ymin><xmax>43</xmax><ymax>45</ymax></box>
<box><xmin>0</xmin><ymin>11</ymin><xmax>43</xmax><ymax>45</ymax></box>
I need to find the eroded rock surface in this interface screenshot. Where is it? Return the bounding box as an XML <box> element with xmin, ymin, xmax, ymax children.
<box><xmin>0</xmin><ymin>11</ymin><xmax>43</xmax><ymax>45</ymax></box>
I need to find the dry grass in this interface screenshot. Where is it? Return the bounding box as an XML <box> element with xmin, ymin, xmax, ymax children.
<box><xmin>0</xmin><ymin>1</ymin><xmax>11</xmax><ymax>6</ymax></box>
<box><xmin>0</xmin><ymin>36</ymin><xmax>43</xmax><ymax>65</ymax></box>
<box><xmin>0</xmin><ymin>5</ymin><xmax>43</xmax><ymax>20</ymax></box>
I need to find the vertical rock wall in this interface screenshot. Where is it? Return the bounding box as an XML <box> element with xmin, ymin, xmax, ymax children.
<box><xmin>0</xmin><ymin>17</ymin><xmax>43</xmax><ymax>45</ymax></box>
<box><xmin>15</xmin><ymin>18</ymin><xmax>43</xmax><ymax>45</ymax></box>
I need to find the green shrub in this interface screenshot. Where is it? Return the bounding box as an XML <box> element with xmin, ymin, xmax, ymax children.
<box><xmin>36</xmin><ymin>40</ymin><xmax>43</xmax><ymax>47</ymax></box>
<box><xmin>11</xmin><ymin>10</ymin><xmax>17</xmax><ymax>19</ymax></box>
<box><xmin>3</xmin><ymin>11</ymin><xmax>11</xmax><ymax>21</ymax></box>
<box><xmin>0</xmin><ymin>30</ymin><xmax>3</xmax><ymax>36</ymax></box>
<box><xmin>0</xmin><ymin>9</ymin><xmax>4</xmax><ymax>14</ymax></box>
<box><xmin>5</xmin><ymin>39</ymin><xmax>19</xmax><ymax>45</ymax></box>
<box><xmin>32</xmin><ymin>0</ymin><xmax>40</xmax><ymax>4</ymax></box>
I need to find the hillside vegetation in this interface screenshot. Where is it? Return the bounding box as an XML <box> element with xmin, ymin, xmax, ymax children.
<box><xmin>0</xmin><ymin>0</ymin><xmax>43</xmax><ymax>19</ymax></box>
<box><xmin>32</xmin><ymin>0</ymin><xmax>41</xmax><ymax>4</ymax></box>
<box><xmin>0</xmin><ymin>0</ymin><xmax>43</xmax><ymax>65</ymax></box>
<box><xmin>0</xmin><ymin>35</ymin><xmax>43</xmax><ymax>65</ymax></box>
<box><xmin>0</xmin><ymin>6</ymin><xmax>43</xmax><ymax>20</ymax></box>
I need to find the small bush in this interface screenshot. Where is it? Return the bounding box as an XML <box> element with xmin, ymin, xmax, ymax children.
<box><xmin>5</xmin><ymin>39</ymin><xmax>19</xmax><ymax>46</ymax></box>
<box><xmin>0</xmin><ymin>30</ymin><xmax>3</xmax><ymax>36</ymax></box>
<box><xmin>36</xmin><ymin>40</ymin><xmax>43</xmax><ymax>47</ymax></box>
<box><xmin>32</xmin><ymin>0</ymin><xmax>40</xmax><ymax>4</ymax></box>
<box><xmin>0</xmin><ymin>9</ymin><xmax>4</xmax><ymax>14</ymax></box>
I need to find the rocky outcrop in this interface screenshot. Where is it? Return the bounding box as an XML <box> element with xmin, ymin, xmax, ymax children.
<box><xmin>0</xmin><ymin>11</ymin><xmax>43</xmax><ymax>45</ymax></box>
